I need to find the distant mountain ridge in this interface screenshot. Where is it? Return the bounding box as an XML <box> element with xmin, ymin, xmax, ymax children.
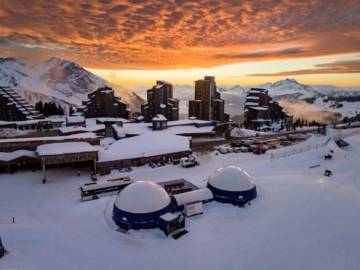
<box><xmin>132</xmin><ymin>78</ymin><xmax>359</xmax><ymax>101</ymax></box>
<box><xmin>0</xmin><ymin>57</ymin><xmax>143</xmax><ymax>113</ymax></box>
<box><xmin>132</xmin><ymin>78</ymin><xmax>360</xmax><ymax>120</ymax></box>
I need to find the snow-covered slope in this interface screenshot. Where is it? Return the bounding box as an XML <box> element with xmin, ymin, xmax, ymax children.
<box><xmin>0</xmin><ymin>57</ymin><xmax>143</xmax><ymax>112</ymax></box>
<box><xmin>259</xmin><ymin>78</ymin><xmax>317</xmax><ymax>99</ymax></box>
<box><xmin>0</xmin><ymin>57</ymin><xmax>106</xmax><ymax>107</ymax></box>
<box><xmin>312</xmin><ymin>85</ymin><xmax>360</xmax><ymax>97</ymax></box>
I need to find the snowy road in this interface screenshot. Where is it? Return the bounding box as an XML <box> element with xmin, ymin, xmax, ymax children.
<box><xmin>1</xmin><ymin>134</ymin><xmax>360</xmax><ymax>270</ymax></box>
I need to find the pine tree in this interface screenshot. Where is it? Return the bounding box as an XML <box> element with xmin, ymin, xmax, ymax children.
<box><xmin>35</xmin><ymin>101</ymin><xmax>44</xmax><ymax>113</ymax></box>
<box><xmin>57</xmin><ymin>104</ymin><xmax>64</xmax><ymax>115</ymax></box>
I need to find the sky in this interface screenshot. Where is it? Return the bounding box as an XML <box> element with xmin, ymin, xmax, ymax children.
<box><xmin>1</xmin><ymin>0</ymin><xmax>360</xmax><ymax>88</ymax></box>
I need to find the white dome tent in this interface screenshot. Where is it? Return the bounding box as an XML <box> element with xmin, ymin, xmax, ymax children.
<box><xmin>207</xmin><ymin>166</ymin><xmax>257</xmax><ymax>206</ymax></box>
<box><xmin>112</xmin><ymin>181</ymin><xmax>172</xmax><ymax>230</ymax></box>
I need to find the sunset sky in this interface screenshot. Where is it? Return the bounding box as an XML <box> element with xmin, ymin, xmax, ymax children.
<box><xmin>1</xmin><ymin>0</ymin><xmax>360</xmax><ymax>88</ymax></box>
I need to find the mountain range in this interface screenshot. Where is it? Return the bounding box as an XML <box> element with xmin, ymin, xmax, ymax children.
<box><xmin>1</xmin><ymin>57</ymin><xmax>359</xmax><ymax>120</ymax></box>
<box><xmin>0</xmin><ymin>57</ymin><xmax>143</xmax><ymax>112</ymax></box>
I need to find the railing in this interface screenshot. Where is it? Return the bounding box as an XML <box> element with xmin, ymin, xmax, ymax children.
<box><xmin>333</xmin><ymin>129</ymin><xmax>360</xmax><ymax>140</ymax></box>
<box><xmin>270</xmin><ymin>128</ymin><xmax>360</xmax><ymax>161</ymax></box>
<box><xmin>270</xmin><ymin>138</ymin><xmax>329</xmax><ymax>161</ymax></box>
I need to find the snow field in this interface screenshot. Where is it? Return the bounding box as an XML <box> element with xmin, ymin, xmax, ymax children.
<box><xmin>1</xmin><ymin>133</ymin><xmax>360</xmax><ymax>270</ymax></box>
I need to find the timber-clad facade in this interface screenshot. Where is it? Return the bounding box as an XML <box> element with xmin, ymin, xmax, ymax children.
<box><xmin>38</xmin><ymin>151</ymin><xmax>98</xmax><ymax>165</ymax></box>
<box><xmin>0</xmin><ymin>86</ymin><xmax>43</xmax><ymax>121</ymax></box>
<box><xmin>78</xmin><ymin>87</ymin><xmax>130</xmax><ymax>119</ymax></box>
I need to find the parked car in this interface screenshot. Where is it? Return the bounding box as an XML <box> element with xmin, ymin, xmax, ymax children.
<box><xmin>157</xmin><ymin>161</ymin><xmax>165</xmax><ymax>166</ymax></box>
<box><xmin>172</xmin><ymin>158</ymin><xmax>181</xmax><ymax>165</ymax></box>
<box><xmin>233</xmin><ymin>147</ymin><xmax>242</xmax><ymax>153</ymax></box>
<box><xmin>267</xmin><ymin>144</ymin><xmax>277</xmax><ymax>150</ymax></box>
<box><xmin>280</xmin><ymin>141</ymin><xmax>291</xmax><ymax>146</ymax></box>
<box><xmin>218</xmin><ymin>145</ymin><xmax>233</xmax><ymax>154</ymax></box>
<box><xmin>233</xmin><ymin>146</ymin><xmax>249</xmax><ymax>153</ymax></box>
<box><xmin>240</xmin><ymin>140</ymin><xmax>255</xmax><ymax>146</ymax></box>
<box><xmin>180</xmin><ymin>155</ymin><xmax>199</xmax><ymax>168</ymax></box>
<box><xmin>230</xmin><ymin>142</ymin><xmax>242</xmax><ymax>148</ymax></box>
<box><xmin>119</xmin><ymin>167</ymin><xmax>132</xmax><ymax>173</ymax></box>
<box><xmin>252</xmin><ymin>144</ymin><xmax>266</xmax><ymax>155</ymax></box>
<box><xmin>239</xmin><ymin>146</ymin><xmax>249</xmax><ymax>152</ymax></box>
<box><xmin>149</xmin><ymin>162</ymin><xmax>156</xmax><ymax>168</ymax></box>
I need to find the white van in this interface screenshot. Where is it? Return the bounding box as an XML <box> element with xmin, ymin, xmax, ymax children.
<box><xmin>180</xmin><ymin>155</ymin><xmax>199</xmax><ymax>168</ymax></box>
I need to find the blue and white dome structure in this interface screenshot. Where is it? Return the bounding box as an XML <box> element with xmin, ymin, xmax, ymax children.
<box><xmin>207</xmin><ymin>166</ymin><xmax>257</xmax><ymax>206</ymax></box>
<box><xmin>112</xmin><ymin>181</ymin><xmax>172</xmax><ymax>230</ymax></box>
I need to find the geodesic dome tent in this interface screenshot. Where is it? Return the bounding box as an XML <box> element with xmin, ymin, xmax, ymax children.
<box><xmin>112</xmin><ymin>181</ymin><xmax>172</xmax><ymax>230</ymax></box>
<box><xmin>207</xmin><ymin>166</ymin><xmax>257</xmax><ymax>206</ymax></box>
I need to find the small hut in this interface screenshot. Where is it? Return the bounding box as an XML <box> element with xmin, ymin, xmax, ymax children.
<box><xmin>152</xmin><ymin>114</ymin><xmax>168</xmax><ymax>130</ymax></box>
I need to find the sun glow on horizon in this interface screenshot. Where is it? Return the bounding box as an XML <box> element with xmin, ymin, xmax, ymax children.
<box><xmin>89</xmin><ymin>53</ymin><xmax>360</xmax><ymax>89</ymax></box>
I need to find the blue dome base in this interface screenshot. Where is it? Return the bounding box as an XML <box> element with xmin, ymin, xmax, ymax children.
<box><xmin>207</xmin><ymin>184</ymin><xmax>257</xmax><ymax>206</ymax></box>
<box><xmin>112</xmin><ymin>204</ymin><xmax>172</xmax><ymax>230</ymax></box>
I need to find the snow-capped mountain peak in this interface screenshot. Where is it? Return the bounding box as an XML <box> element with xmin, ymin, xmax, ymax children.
<box><xmin>0</xmin><ymin>57</ymin><xmax>145</xmax><ymax>113</ymax></box>
<box><xmin>259</xmin><ymin>78</ymin><xmax>317</xmax><ymax>99</ymax></box>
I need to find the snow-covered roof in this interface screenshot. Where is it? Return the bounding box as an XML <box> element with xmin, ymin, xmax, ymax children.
<box><xmin>173</xmin><ymin>188</ymin><xmax>213</xmax><ymax>206</ymax></box>
<box><xmin>0</xmin><ymin>150</ymin><xmax>36</xmax><ymax>162</ymax></box>
<box><xmin>81</xmin><ymin>177</ymin><xmax>132</xmax><ymax>192</ymax></box>
<box><xmin>245</xmin><ymin>102</ymin><xmax>259</xmax><ymax>106</ymax></box>
<box><xmin>250</xmin><ymin>106</ymin><xmax>269</xmax><ymax>111</ymax></box>
<box><xmin>66</xmin><ymin>116</ymin><xmax>85</xmax><ymax>124</ymax></box>
<box><xmin>246</xmin><ymin>96</ymin><xmax>260</xmax><ymax>99</ymax></box>
<box><xmin>0</xmin><ymin>119</ymin><xmax>60</xmax><ymax>127</ymax></box>
<box><xmin>95</xmin><ymin>117</ymin><xmax>130</xmax><ymax>123</ymax></box>
<box><xmin>99</xmin><ymin>133</ymin><xmax>190</xmax><ymax>162</ymax></box>
<box><xmin>112</xmin><ymin>119</ymin><xmax>214</xmax><ymax>137</ymax></box>
<box><xmin>100</xmin><ymin>89</ymin><xmax>113</xmax><ymax>94</ymax></box>
<box><xmin>152</xmin><ymin>114</ymin><xmax>167</xmax><ymax>121</ymax></box>
<box><xmin>114</xmin><ymin>181</ymin><xmax>171</xmax><ymax>214</ymax></box>
<box><xmin>208</xmin><ymin>166</ymin><xmax>255</xmax><ymax>192</ymax></box>
<box><xmin>36</xmin><ymin>142</ymin><xmax>98</xmax><ymax>156</ymax></box>
<box><xmin>59</xmin><ymin>124</ymin><xmax>105</xmax><ymax>135</ymax></box>
<box><xmin>0</xmin><ymin>132</ymin><xmax>97</xmax><ymax>143</ymax></box>
<box><xmin>160</xmin><ymin>212</ymin><xmax>180</xmax><ymax>222</ymax></box>
<box><xmin>248</xmin><ymin>90</ymin><xmax>262</xmax><ymax>94</ymax></box>
<box><xmin>252</xmin><ymin>119</ymin><xmax>272</xmax><ymax>122</ymax></box>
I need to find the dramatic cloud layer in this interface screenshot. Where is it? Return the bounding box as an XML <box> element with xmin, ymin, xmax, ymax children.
<box><xmin>249</xmin><ymin>60</ymin><xmax>360</xmax><ymax>76</ymax></box>
<box><xmin>0</xmin><ymin>0</ymin><xmax>360</xmax><ymax>69</ymax></box>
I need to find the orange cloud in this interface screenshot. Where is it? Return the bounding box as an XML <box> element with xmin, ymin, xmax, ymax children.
<box><xmin>0</xmin><ymin>0</ymin><xmax>359</xmax><ymax>69</ymax></box>
<box><xmin>249</xmin><ymin>60</ymin><xmax>360</xmax><ymax>76</ymax></box>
